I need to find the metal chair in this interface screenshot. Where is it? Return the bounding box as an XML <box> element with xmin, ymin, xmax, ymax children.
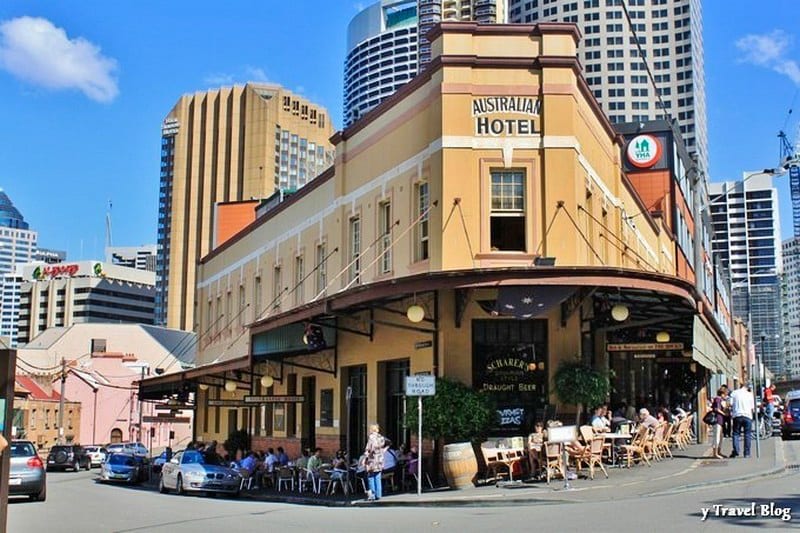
<box><xmin>276</xmin><ymin>466</ymin><xmax>295</xmax><ymax>492</ymax></box>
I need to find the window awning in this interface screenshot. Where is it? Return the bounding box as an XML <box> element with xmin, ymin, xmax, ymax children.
<box><xmin>138</xmin><ymin>355</ymin><xmax>249</xmax><ymax>400</ymax></box>
<box><xmin>692</xmin><ymin>315</ymin><xmax>735</xmax><ymax>377</ymax></box>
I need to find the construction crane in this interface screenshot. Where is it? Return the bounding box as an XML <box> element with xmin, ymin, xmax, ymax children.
<box><xmin>778</xmin><ymin>126</ymin><xmax>800</xmax><ymax>238</ymax></box>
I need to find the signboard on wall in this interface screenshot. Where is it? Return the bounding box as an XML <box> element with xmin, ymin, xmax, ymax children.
<box><xmin>472</xmin><ymin>96</ymin><xmax>540</xmax><ymax>136</ymax></box>
<box><xmin>607</xmin><ymin>342</ymin><xmax>684</xmax><ymax>352</ymax></box>
<box><xmin>626</xmin><ymin>134</ymin><xmax>662</xmax><ymax>168</ymax></box>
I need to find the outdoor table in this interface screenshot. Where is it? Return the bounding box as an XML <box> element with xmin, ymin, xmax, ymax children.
<box><xmin>486</xmin><ymin>448</ymin><xmax>525</xmax><ymax>482</ymax></box>
<box><xmin>603</xmin><ymin>432</ymin><xmax>632</xmax><ymax>467</ymax></box>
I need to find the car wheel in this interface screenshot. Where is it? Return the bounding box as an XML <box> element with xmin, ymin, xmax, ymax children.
<box><xmin>176</xmin><ymin>474</ymin><xmax>184</xmax><ymax>496</ymax></box>
<box><xmin>73</xmin><ymin>460</ymin><xmax>80</xmax><ymax>472</ymax></box>
<box><xmin>30</xmin><ymin>485</ymin><xmax>46</xmax><ymax>502</ymax></box>
<box><xmin>85</xmin><ymin>460</ymin><xmax>91</xmax><ymax>471</ymax></box>
<box><xmin>159</xmin><ymin>475</ymin><xmax>169</xmax><ymax>494</ymax></box>
<box><xmin>783</xmin><ymin>432</ymin><xmax>790</xmax><ymax>440</ymax></box>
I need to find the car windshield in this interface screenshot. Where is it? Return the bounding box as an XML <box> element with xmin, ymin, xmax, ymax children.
<box><xmin>181</xmin><ymin>451</ymin><xmax>206</xmax><ymax>465</ymax></box>
<box><xmin>85</xmin><ymin>447</ymin><xmax>98</xmax><ymax>452</ymax></box>
<box><xmin>10</xmin><ymin>442</ymin><xmax>36</xmax><ymax>457</ymax></box>
<box><xmin>109</xmin><ymin>454</ymin><xmax>136</xmax><ymax>466</ymax></box>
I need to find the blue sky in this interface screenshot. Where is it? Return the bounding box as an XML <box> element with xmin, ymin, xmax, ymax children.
<box><xmin>0</xmin><ymin>1</ymin><xmax>799</xmax><ymax>259</ymax></box>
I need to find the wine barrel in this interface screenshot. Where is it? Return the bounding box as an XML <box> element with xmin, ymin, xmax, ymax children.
<box><xmin>442</xmin><ymin>442</ymin><xmax>478</xmax><ymax>489</ymax></box>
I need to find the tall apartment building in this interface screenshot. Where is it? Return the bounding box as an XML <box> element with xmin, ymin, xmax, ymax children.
<box><xmin>156</xmin><ymin>84</ymin><xmax>335</xmax><ymax>330</ymax></box>
<box><xmin>16</xmin><ymin>260</ymin><xmax>155</xmax><ymax>346</ymax></box>
<box><xmin>344</xmin><ymin>0</ymin><xmax>506</xmax><ymax>127</ymax></box>
<box><xmin>0</xmin><ymin>189</ymin><xmax>37</xmax><ymax>347</ymax></box>
<box><xmin>710</xmin><ymin>175</ymin><xmax>784</xmax><ymax>376</ymax></box>
<box><xmin>344</xmin><ymin>0</ymin><xmax>419</xmax><ymax>127</ymax></box>
<box><xmin>508</xmin><ymin>0</ymin><xmax>707</xmax><ymax>174</ymax></box>
<box><xmin>418</xmin><ymin>0</ymin><xmax>506</xmax><ymax>67</ymax></box>
<box><xmin>106</xmin><ymin>245</ymin><xmax>156</xmax><ymax>272</ymax></box>
<box><xmin>783</xmin><ymin>237</ymin><xmax>800</xmax><ymax>379</ymax></box>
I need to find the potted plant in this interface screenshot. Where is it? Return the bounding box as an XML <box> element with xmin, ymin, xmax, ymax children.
<box><xmin>552</xmin><ymin>360</ymin><xmax>610</xmax><ymax>425</ymax></box>
<box><xmin>405</xmin><ymin>377</ymin><xmax>495</xmax><ymax>489</ymax></box>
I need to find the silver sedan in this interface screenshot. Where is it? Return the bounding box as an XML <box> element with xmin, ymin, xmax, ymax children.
<box><xmin>9</xmin><ymin>440</ymin><xmax>46</xmax><ymax>501</ymax></box>
<box><xmin>159</xmin><ymin>450</ymin><xmax>241</xmax><ymax>496</ymax></box>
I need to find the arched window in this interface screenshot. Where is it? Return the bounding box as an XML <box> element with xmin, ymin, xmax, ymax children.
<box><xmin>110</xmin><ymin>428</ymin><xmax>123</xmax><ymax>444</ymax></box>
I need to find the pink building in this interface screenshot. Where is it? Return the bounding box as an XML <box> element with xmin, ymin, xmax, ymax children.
<box><xmin>17</xmin><ymin>323</ymin><xmax>195</xmax><ymax>453</ymax></box>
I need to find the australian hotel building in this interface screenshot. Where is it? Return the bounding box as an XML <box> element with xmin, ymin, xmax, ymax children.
<box><xmin>141</xmin><ymin>23</ymin><xmax>736</xmax><ymax>458</ymax></box>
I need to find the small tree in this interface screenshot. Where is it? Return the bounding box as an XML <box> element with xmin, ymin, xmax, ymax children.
<box><xmin>404</xmin><ymin>377</ymin><xmax>495</xmax><ymax>444</ymax></box>
<box><xmin>552</xmin><ymin>360</ymin><xmax>610</xmax><ymax>425</ymax></box>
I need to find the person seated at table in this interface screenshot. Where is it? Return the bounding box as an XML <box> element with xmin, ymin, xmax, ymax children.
<box><xmin>264</xmin><ymin>448</ymin><xmax>279</xmax><ymax>473</ymax></box>
<box><xmin>590</xmin><ymin>406</ymin><xmax>611</xmax><ymax>432</ymax></box>
<box><xmin>656</xmin><ymin>407</ymin><xmax>675</xmax><ymax>424</ymax></box>
<box><xmin>382</xmin><ymin>440</ymin><xmax>399</xmax><ymax>474</ymax></box>
<box><xmin>638</xmin><ymin>408</ymin><xmax>659</xmax><ymax>429</ymax></box>
<box><xmin>307</xmin><ymin>447</ymin><xmax>323</xmax><ymax>472</ymax></box>
<box><xmin>295</xmin><ymin>448</ymin><xmax>311</xmax><ymax>469</ymax></box>
<box><xmin>276</xmin><ymin>446</ymin><xmax>289</xmax><ymax>466</ymax></box>
<box><xmin>528</xmin><ymin>422</ymin><xmax>545</xmax><ymax>476</ymax></box>
<box><xmin>330</xmin><ymin>450</ymin><xmax>349</xmax><ymax>483</ymax></box>
<box><xmin>204</xmin><ymin>441</ymin><xmax>222</xmax><ymax>465</ymax></box>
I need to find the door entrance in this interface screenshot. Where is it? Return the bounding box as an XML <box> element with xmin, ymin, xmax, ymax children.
<box><xmin>302</xmin><ymin>376</ymin><xmax>316</xmax><ymax>451</ymax></box>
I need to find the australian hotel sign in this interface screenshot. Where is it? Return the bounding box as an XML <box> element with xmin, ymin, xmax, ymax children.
<box><xmin>473</xmin><ymin>96</ymin><xmax>540</xmax><ymax>136</ymax></box>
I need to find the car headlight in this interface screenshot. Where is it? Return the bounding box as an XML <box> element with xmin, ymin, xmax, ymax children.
<box><xmin>185</xmin><ymin>471</ymin><xmax>205</xmax><ymax>481</ymax></box>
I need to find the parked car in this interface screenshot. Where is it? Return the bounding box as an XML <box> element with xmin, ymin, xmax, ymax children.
<box><xmin>46</xmin><ymin>445</ymin><xmax>91</xmax><ymax>472</ymax></box>
<box><xmin>84</xmin><ymin>446</ymin><xmax>108</xmax><ymax>468</ymax></box>
<box><xmin>152</xmin><ymin>450</ymin><xmax>171</xmax><ymax>474</ymax></box>
<box><xmin>159</xmin><ymin>449</ymin><xmax>240</xmax><ymax>496</ymax></box>
<box><xmin>106</xmin><ymin>442</ymin><xmax>148</xmax><ymax>457</ymax></box>
<box><xmin>99</xmin><ymin>453</ymin><xmax>142</xmax><ymax>484</ymax></box>
<box><xmin>782</xmin><ymin>390</ymin><xmax>800</xmax><ymax>440</ymax></box>
<box><xmin>9</xmin><ymin>440</ymin><xmax>46</xmax><ymax>501</ymax></box>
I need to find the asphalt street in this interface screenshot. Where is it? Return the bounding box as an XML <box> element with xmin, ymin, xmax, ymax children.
<box><xmin>7</xmin><ymin>440</ymin><xmax>800</xmax><ymax>533</ymax></box>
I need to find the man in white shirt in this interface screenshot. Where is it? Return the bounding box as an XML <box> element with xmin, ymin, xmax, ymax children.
<box><xmin>590</xmin><ymin>406</ymin><xmax>610</xmax><ymax>432</ymax></box>
<box><xmin>729</xmin><ymin>384</ymin><xmax>755</xmax><ymax>458</ymax></box>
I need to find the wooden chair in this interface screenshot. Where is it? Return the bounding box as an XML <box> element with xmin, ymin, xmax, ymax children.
<box><xmin>587</xmin><ymin>437</ymin><xmax>608</xmax><ymax>480</ymax></box>
<box><xmin>619</xmin><ymin>425</ymin><xmax>651</xmax><ymax>468</ymax></box>
<box><xmin>276</xmin><ymin>466</ymin><xmax>295</xmax><ymax>492</ymax></box>
<box><xmin>656</xmin><ymin>423</ymin><xmax>674</xmax><ymax>459</ymax></box>
<box><xmin>645</xmin><ymin>423</ymin><xmax>666</xmax><ymax>461</ymax></box>
<box><xmin>480</xmin><ymin>442</ymin><xmax>511</xmax><ymax>483</ymax></box>
<box><xmin>544</xmin><ymin>442</ymin><xmax>565</xmax><ymax>484</ymax></box>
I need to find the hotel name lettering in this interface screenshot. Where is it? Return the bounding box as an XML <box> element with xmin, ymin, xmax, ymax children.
<box><xmin>472</xmin><ymin>97</ymin><xmax>540</xmax><ymax>136</ymax></box>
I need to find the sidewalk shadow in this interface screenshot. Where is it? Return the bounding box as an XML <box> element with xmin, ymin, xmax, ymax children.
<box><xmin>690</xmin><ymin>495</ymin><xmax>798</xmax><ymax>527</ymax></box>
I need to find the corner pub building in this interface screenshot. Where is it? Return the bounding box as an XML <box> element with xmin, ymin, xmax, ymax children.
<box><xmin>140</xmin><ymin>23</ymin><xmax>735</xmax><ymax>460</ymax></box>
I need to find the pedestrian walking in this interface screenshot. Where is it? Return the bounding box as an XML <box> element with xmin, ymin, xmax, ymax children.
<box><xmin>364</xmin><ymin>423</ymin><xmax>386</xmax><ymax>501</ymax></box>
<box><xmin>710</xmin><ymin>387</ymin><xmax>727</xmax><ymax>459</ymax></box>
<box><xmin>729</xmin><ymin>383</ymin><xmax>755</xmax><ymax>458</ymax></box>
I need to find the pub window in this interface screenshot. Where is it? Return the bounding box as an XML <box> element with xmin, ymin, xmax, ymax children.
<box><xmin>490</xmin><ymin>170</ymin><xmax>526</xmax><ymax>251</ymax></box>
<box><xmin>238</xmin><ymin>285</ymin><xmax>246</xmax><ymax>327</ymax></box>
<box><xmin>286</xmin><ymin>374</ymin><xmax>297</xmax><ymax>437</ymax></box>
<box><xmin>415</xmin><ymin>182</ymin><xmax>430</xmax><ymax>261</ymax></box>
<box><xmin>273</xmin><ymin>266</ymin><xmax>282</xmax><ymax>310</ymax></box>
<box><xmin>90</xmin><ymin>338</ymin><xmax>107</xmax><ymax>353</ymax></box>
<box><xmin>225</xmin><ymin>290</ymin><xmax>232</xmax><ymax>333</ymax></box>
<box><xmin>349</xmin><ymin>216</ymin><xmax>361</xmax><ymax>284</ymax></box>
<box><xmin>316</xmin><ymin>242</ymin><xmax>327</xmax><ymax>296</ymax></box>
<box><xmin>320</xmin><ymin>388</ymin><xmax>334</xmax><ymax>427</ymax></box>
<box><xmin>254</xmin><ymin>276</ymin><xmax>262</xmax><ymax>321</ymax></box>
<box><xmin>294</xmin><ymin>254</ymin><xmax>304</xmax><ymax>305</ymax></box>
<box><xmin>215</xmin><ymin>296</ymin><xmax>222</xmax><ymax>336</ymax></box>
<box><xmin>379</xmin><ymin>201</ymin><xmax>392</xmax><ymax>274</ymax></box>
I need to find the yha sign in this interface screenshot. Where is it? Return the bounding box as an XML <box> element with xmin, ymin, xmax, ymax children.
<box><xmin>472</xmin><ymin>96</ymin><xmax>540</xmax><ymax>137</ymax></box>
<box><xmin>626</xmin><ymin>134</ymin><xmax>662</xmax><ymax>168</ymax></box>
<box><xmin>32</xmin><ymin>264</ymin><xmax>80</xmax><ymax>280</ymax></box>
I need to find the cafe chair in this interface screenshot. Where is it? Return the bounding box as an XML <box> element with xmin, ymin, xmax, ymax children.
<box><xmin>544</xmin><ymin>442</ymin><xmax>565</xmax><ymax>484</ymax></box>
<box><xmin>276</xmin><ymin>466</ymin><xmax>295</xmax><ymax>492</ymax></box>
<box><xmin>297</xmin><ymin>467</ymin><xmax>316</xmax><ymax>493</ymax></box>
<box><xmin>587</xmin><ymin>437</ymin><xmax>608</xmax><ymax>480</ymax></box>
<box><xmin>480</xmin><ymin>441</ymin><xmax>511</xmax><ymax>483</ymax></box>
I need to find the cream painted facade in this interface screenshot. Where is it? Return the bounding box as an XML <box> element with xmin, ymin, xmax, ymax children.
<box><xmin>156</xmin><ymin>84</ymin><xmax>336</xmax><ymax>331</ymax></box>
<box><xmin>143</xmin><ymin>23</ymin><xmax>730</xmax><ymax>457</ymax></box>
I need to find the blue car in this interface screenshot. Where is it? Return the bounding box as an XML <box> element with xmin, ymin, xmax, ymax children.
<box><xmin>152</xmin><ymin>451</ymin><xmax>170</xmax><ymax>473</ymax></box>
<box><xmin>100</xmin><ymin>453</ymin><xmax>141</xmax><ymax>484</ymax></box>
<box><xmin>782</xmin><ymin>390</ymin><xmax>800</xmax><ymax>440</ymax></box>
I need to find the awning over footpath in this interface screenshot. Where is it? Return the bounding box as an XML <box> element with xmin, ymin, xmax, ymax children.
<box><xmin>138</xmin><ymin>355</ymin><xmax>249</xmax><ymax>400</ymax></box>
<box><xmin>693</xmin><ymin>315</ymin><xmax>736</xmax><ymax>377</ymax></box>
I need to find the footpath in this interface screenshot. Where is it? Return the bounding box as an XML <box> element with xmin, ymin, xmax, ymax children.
<box><xmin>242</xmin><ymin>436</ymin><xmax>797</xmax><ymax>508</ymax></box>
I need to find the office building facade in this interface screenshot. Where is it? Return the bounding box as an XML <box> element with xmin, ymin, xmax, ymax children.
<box><xmin>508</xmin><ymin>0</ymin><xmax>707</xmax><ymax>174</ymax></box>
<box><xmin>782</xmin><ymin>237</ymin><xmax>800</xmax><ymax>378</ymax></box>
<box><xmin>710</xmin><ymin>175</ymin><xmax>784</xmax><ymax>376</ymax></box>
<box><xmin>16</xmin><ymin>261</ymin><xmax>156</xmax><ymax>345</ymax></box>
<box><xmin>107</xmin><ymin>245</ymin><xmax>156</xmax><ymax>272</ymax></box>
<box><xmin>0</xmin><ymin>189</ymin><xmax>38</xmax><ymax>347</ymax></box>
<box><xmin>156</xmin><ymin>84</ymin><xmax>335</xmax><ymax>330</ymax></box>
<box><xmin>344</xmin><ymin>0</ymin><xmax>419</xmax><ymax>127</ymax></box>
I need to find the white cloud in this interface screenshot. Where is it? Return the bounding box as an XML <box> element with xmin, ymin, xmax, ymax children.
<box><xmin>0</xmin><ymin>16</ymin><xmax>118</xmax><ymax>102</ymax></box>
<box><xmin>736</xmin><ymin>30</ymin><xmax>800</xmax><ymax>86</ymax></box>
<box><xmin>203</xmin><ymin>66</ymin><xmax>272</xmax><ymax>88</ymax></box>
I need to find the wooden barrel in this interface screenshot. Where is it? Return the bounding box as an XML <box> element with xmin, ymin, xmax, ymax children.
<box><xmin>442</xmin><ymin>442</ymin><xmax>478</xmax><ymax>489</ymax></box>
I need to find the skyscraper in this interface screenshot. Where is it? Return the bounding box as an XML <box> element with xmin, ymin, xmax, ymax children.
<box><xmin>782</xmin><ymin>237</ymin><xmax>800</xmax><ymax>378</ymax></box>
<box><xmin>710</xmin><ymin>174</ymin><xmax>783</xmax><ymax>376</ymax></box>
<box><xmin>344</xmin><ymin>0</ymin><xmax>507</xmax><ymax>127</ymax></box>
<box><xmin>344</xmin><ymin>0</ymin><xmax>419</xmax><ymax>128</ymax></box>
<box><xmin>0</xmin><ymin>189</ymin><xmax>37</xmax><ymax>347</ymax></box>
<box><xmin>107</xmin><ymin>245</ymin><xmax>156</xmax><ymax>272</ymax></box>
<box><xmin>156</xmin><ymin>84</ymin><xmax>335</xmax><ymax>330</ymax></box>
<box><xmin>508</xmin><ymin>0</ymin><xmax>707</xmax><ymax>174</ymax></box>
<box><xmin>418</xmin><ymin>0</ymin><xmax>506</xmax><ymax>68</ymax></box>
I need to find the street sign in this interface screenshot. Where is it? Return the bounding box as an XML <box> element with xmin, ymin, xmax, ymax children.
<box><xmin>606</xmin><ymin>342</ymin><xmax>683</xmax><ymax>352</ymax></box>
<box><xmin>142</xmin><ymin>416</ymin><xmax>190</xmax><ymax>424</ymax></box>
<box><xmin>207</xmin><ymin>399</ymin><xmax>249</xmax><ymax>407</ymax></box>
<box><xmin>405</xmin><ymin>375</ymin><xmax>435</xmax><ymax>396</ymax></box>
<box><xmin>154</xmin><ymin>404</ymin><xmax>192</xmax><ymax>411</ymax></box>
<box><xmin>244</xmin><ymin>395</ymin><xmax>305</xmax><ymax>404</ymax></box>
